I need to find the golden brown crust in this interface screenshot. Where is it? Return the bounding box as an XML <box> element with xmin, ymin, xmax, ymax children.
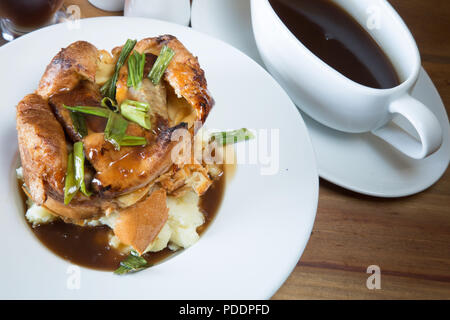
<box><xmin>89</xmin><ymin>122</ymin><xmax>188</xmax><ymax>198</ymax></box>
<box><xmin>43</xmin><ymin>197</ymin><xmax>103</xmax><ymax>221</ymax></box>
<box><xmin>16</xmin><ymin>94</ymin><xmax>107</xmax><ymax>220</ymax></box>
<box><xmin>158</xmin><ymin>163</ymin><xmax>213</xmax><ymax>196</ymax></box>
<box><xmin>16</xmin><ymin>94</ymin><xmax>67</xmax><ymax>205</ymax></box>
<box><xmin>49</xmin><ymin>81</ymin><xmax>104</xmax><ymax>142</ymax></box>
<box><xmin>36</xmin><ymin>41</ymin><xmax>98</xmax><ymax>99</ymax></box>
<box><xmin>17</xmin><ymin>36</ymin><xmax>215</xmax><ymax>224</ymax></box>
<box><xmin>114</xmin><ymin>189</ymin><xmax>169</xmax><ymax>255</ymax></box>
<box><xmin>134</xmin><ymin>35</ymin><xmax>214</xmax><ymax>124</ymax></box>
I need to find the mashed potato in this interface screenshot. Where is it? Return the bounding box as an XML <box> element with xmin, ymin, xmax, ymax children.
<box><xmin>144</xmin><ymin>191</ymin><xmax>204</xmax><ymax>253</ymax></box>
<box><xmin>17</xmin><ymin>167</ymin><xmax>58</xmax><ymax>226</ymax></box>
<box><xmin>25</xmin><ymin>200</ymin><xmax>57</xmax><ymax>226</ymax></box>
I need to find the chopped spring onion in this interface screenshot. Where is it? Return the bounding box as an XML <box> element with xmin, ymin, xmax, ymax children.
<box><xmin>114</xmin><ymin>250</ymin><xmax>150</xmax><ymax>275</ymax></box>
<box><xmin>63</xmin><ymin>105</ymin><xmax>111</xmax><ymax>118</ymax></box>
<box><xmin>100</xmin><ymin>39</ymin><xmax>137</xmax><ymax>100</ymax></box>
<box><xmin>120</xmin><ymin>100</ymin><xmax>151</xmax><ymax>130</ymax></box>
<box><xmin>73</xmin><ymin>142</ymin><xmax>92</xmax><ymax>197</ymax></box>
<box><xmin>210</xmin><ymin>128</ymin><xmax>255</xmax><ymax>145</ymax></box>
<box><xmin>120</xmin><ymin>135</ymin><xmax>147</xmax><ymax>147</ymax></box>
<box><xmin>127</xmin><ymin>51</ymin><xmax>146</xmax><ymax>90</ymax></box>
<box><xmin>64</xmin><ymin>152</ymin><xmax>78</xmax><ymax>205</ymax></box>
<box><xmin>69</xmin><ymin>111</ymin><xmax>88</xmax><ymax>138</ymax></box>
<box><xmin>148</xmin><ymin>45</ymin><xmax>175</xmax><ymax>85</ymax></box>
<box><xmin>63</xmin><ymin>103</ymin><xmax>149</xmax><ymax>148</ymax></box>
<box><xmin>101</xmin><ymin>97</ymin><xmax>119</xmax><ymax>112</ymax></box>
<box><xmin>104</xmin><ymin>112</ymin><xmax>129</xmax><ymax>150</ymax></box>
<box><xmin>121</xmin><ymin>99</ymin><xmax>149</xmax><ymax>112</ymax></box>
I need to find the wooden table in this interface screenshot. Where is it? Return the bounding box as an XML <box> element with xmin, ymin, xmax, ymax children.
<box><xmin>3</xmin><ymin>0</ymin><xmax>449</xmax><ymax>299</ymax></box>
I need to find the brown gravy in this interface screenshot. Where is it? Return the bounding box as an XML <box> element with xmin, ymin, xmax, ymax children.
<box><xmin>269</xmin><ymin>0</ymin><xmax>400</xmax><ymax>89</ymax></box>
<box><xmin>23</xmin><ymin>168</ymin><xmax>227</xmax><ymax>271</ymax></box>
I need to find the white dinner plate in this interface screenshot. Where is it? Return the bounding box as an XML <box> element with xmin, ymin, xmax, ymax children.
<box><xmin>191</xmin><ymin>0</ymin><xmax>450</xmax><ymax>197</ymax></box>
<box><xmin>0</xmin><ymin>17</ymin><xmax>318</xmax><ymax>299</ymax></box>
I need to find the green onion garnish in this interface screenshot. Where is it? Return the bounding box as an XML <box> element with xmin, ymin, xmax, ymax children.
<box><xmin>114</xmin><ymin>250</ymin><xmax>150</xmax><ymax>275</ymax></box>
<box><xmin>101</xmin><ymin>97</ymin><xmax>119</xmax><ymax>112</ymax></box>
<box><xmin>73</xmin><ymin>142</ymin><xmax>92</xmax><ymax>197</ymax></box>
<box><xmin>101</xmin><ymin>39</ymin><xmax>137</xmax><ymax>100</ymax></box>
<box><xmin>64</xmin><ymin>103</ymin><xmax>150</xmax><ymax>149</ymax></box>
<box><xmin>64</xmin><ymin>152</ymin><xmax>78</xmax><ymax>205</ymax></box>
<box><xmin>148</xmin><ymin>45</ymin><xmax>175</xmax><ymax>85</ymax></box>
<box><xmin>104</xmin><ymin>112</ymin><xmax>129</xmax><ymax>150</ymax></box>
<box><xmin>121</xmin><ymin>99</ymin><xmax>149</xmax><ymax>112</ymax></box>
<box><xmin>127</xmin><ymin>51</ymin><xmax>146</xmax><ymax>90</ymax></box>
<box><xmin>210</xmin><ymin>128</ymin><xmax>255</xmax><ymax>145</ymax></box>
<box><xmin>120</xmin><ymin>135</ymin><xmax>147</xmax><ymax>147</ymax></box>
<box><xmin>63</xmin><ymin>105</ymin><xmax>111</xmax><ymax>118</ymax></box>
<box><xmin>69</xmin><ymin>111</ymin><xmax>88</xmax><ymax>138</ymax></box>
<box><xmin>120</xmin><ymin>99</ymin><xmax>151</xmax><ymax>130</ymax></box>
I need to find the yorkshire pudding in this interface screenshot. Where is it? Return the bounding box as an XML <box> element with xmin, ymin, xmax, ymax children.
<box><xmin>17</xmin><ymin>36</ymin><xmax>215</xmax><ymax>252</ymax></box>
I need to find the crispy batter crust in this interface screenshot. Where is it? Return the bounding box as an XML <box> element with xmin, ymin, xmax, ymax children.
<box><xmin>114</xmin><ymin>189</ymin><xmax>169</xmax><ymax>255</ymax></box>
<box><xmin>43</xmin><ymin>196</ymin><xmax>103</xmax><ymax>221</ymax></box>
<box><xmin>36</xmin><ymin>41</ymin><xmax>98</xmax><ymax>99</ymax></box>
<box><xmin>134</xmin><ymin>35</ymin><xmax>214</xmax><ymax>124</ymax></box>
<box><xmin>49</xmin><ymin>81</ymin><xmax>104</xmax><ymax>142</ymax></box>
<box><xmin>16</xmin><ymin>94</ymin><xmax>67</xmax><ymax>205</ymax></box>
<box><xmin>16</xmin><ymin>94</ymin><xmax>107</xmax><ymax>220</ymax></box>
<box><xmin>89</xmin><ymin>122</ymin><xmax>188</xmax><ymax>198</ymax></box>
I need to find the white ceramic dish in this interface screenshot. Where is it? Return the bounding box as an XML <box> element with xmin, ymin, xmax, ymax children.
<box><xmin>191</xmin><ymin>0</ymin><xmax>264</xmax><ymax>65</ymax></box>
<box><xmin>124</xmin><ymin>0</ymin><xmax>191</xmax><ymax>26</ymax></box>
<box><xmin>304</xmin><ymin>69</ymin><xmax>449</xmax><ymax>197</ymax></box>
<box><xmin>88</xmin><ymin>0</ymin><xmax>124</xmax><ymax>12</ymax></box>
<box><xmin>191</xmin><ymin>0</ymin><xmax>450</xmax><ymax>197</ymax></box>
<box><xmin>251</xmin><ymin>0</ymin><xmax>442</xmax><ymax>160</ymax></box>
<box><xmin>0</xmin><ymin>17</ymin><xmax>318</xmax><ymax>299</ymax></box>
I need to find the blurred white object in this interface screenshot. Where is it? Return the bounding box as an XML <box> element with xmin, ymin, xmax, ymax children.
<box><xmin>124</xmin><ymin>0</ymin><xmax>191</xmax><ymax>26</ymax></box>
<box><xmin>88</xmin><ymin>0</ymin><xmax>125</xmax><ymax>12</ymax></box>
<box><xmin>191</xmin><ymin>0</ymin><xmax>264</xmax><ymax>66</ymax></box>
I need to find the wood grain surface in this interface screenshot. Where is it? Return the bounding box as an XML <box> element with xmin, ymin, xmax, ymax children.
<box><xmin>2</xmin><ymin>0</ymin><xmax>448</xmax><ymax>299</ymax></box>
